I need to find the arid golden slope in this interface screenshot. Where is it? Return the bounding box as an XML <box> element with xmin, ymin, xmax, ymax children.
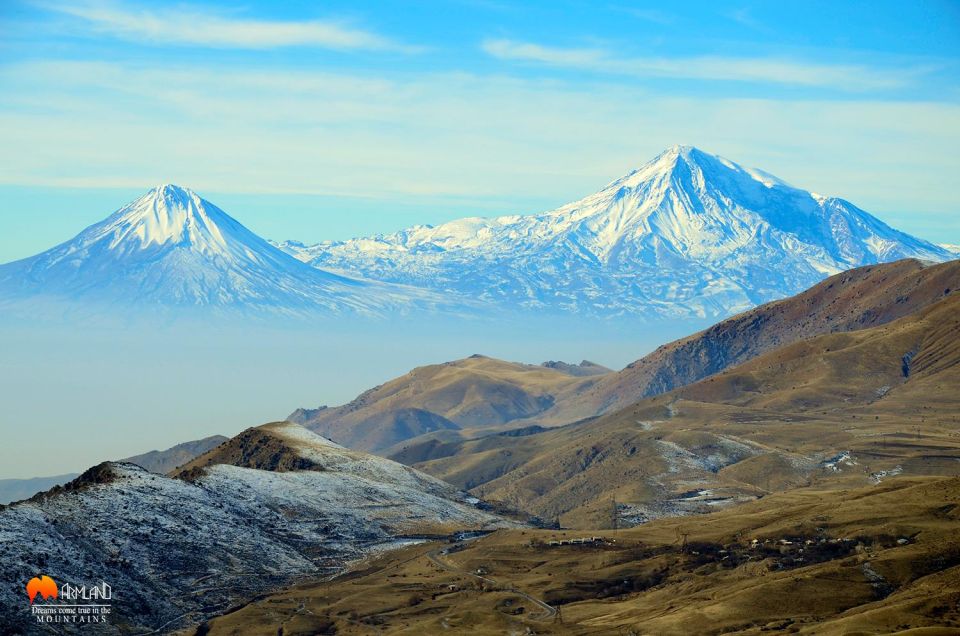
<box><xmin>197</xmin><ymin>476</ymin><xmax>960</xmax><ymax>635</ymax></box>
<box><xmin>399</xmin><ymin>292</ymin><xmax>960</xmax><ymax>528</ymax></box>
<box><xmin>532</xmin><ymin>257</ymin><xmax>960</xmax><ymax>424</ymax></box>
<box><xmin>288</xmin><ymin>355</ymin><xmax>607</xmax><ymax>451</ymax></box>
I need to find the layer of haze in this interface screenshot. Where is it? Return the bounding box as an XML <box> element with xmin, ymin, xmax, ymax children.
<box><xmin>0</xmin><ymin>316</ymin><xmax>702</xmax><ymax>479</ymax></box>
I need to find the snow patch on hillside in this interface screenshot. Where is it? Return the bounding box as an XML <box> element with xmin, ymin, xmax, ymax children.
<box><xmin>0</xmin><ymin>456</ymin><xmax>507</xmax><ymax>633</ymax></box>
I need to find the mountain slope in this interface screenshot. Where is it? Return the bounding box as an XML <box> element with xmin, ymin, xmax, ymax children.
<box><xmin>279</xmin><ymin>145</ymin><xmax>952</xmax><ymax>319</ymax></box>
<box><xmin>122</xmin><ymin>434</ymin><xmax>229</xmax><ymax>474</ymax></box>
<box><xmin>542</xmin><ymin>257</ymin><xmax>960</xmax><ymax>422</ymax></box>
<box><xmin>400</xmin><ymin>290</ymin><xmax>960</xmax><ymax>528</ymax></box>
<box><xmin>288</xmin><ymin>355</ymin><xmax>604</xmax><ymax>452</ymax></box>
<box><xmin>0</xmin><ymin>184</ymin><xmax>455</xmax><ymax>317</ymax></box>
<box><xmin>0</xmin><ymin>422</ymin><xmax>505</xmax><ymax>634</ymax></box>
<box><xmin>303</xmin><ymin>259</ymin><xmax>957</xmax><ymax>457</ymax></box>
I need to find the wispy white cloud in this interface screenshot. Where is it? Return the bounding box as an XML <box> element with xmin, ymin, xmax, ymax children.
<box><xmin>726</xmin><ymin>7</ymin><xmax>770</xmax><ymax>33</ymax></box>
<box><xmin>36</xmin><ymin>0</ymin><xmax>415</xmax><ymax>51</ymax></box>
<box><xmin>618</xmin><ymin>7</ymin><xmax>675</xmax><ymax>25</ymax></box>
<box><xmin>482</xmin><ymin>38</ymin><xmax>928</xmax><ymax>91</ymax></box>
<box><xmin>1</xmin><ymin>59</ymin><xmax>959</xmax><ymax>219</ymax></box>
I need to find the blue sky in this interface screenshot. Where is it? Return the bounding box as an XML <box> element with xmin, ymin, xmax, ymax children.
<box><xmin>1</xmin><ymin>0</ymin><xmax>959</xmax><ymax>261</ymax></box>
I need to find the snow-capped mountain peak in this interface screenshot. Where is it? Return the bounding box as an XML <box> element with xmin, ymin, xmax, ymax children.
<box><xmin>279</xmin><ymin>146</ymin><xmax>954</xmax><ymax>320</ymax></box>
<box><xmin>2</xmin><ymin>147</ymin><xmax>953</xmax><ymax>322</ymax></box>
<box><xmin>111</xmin><ymin>183</ymin><xmax>228</xmax><ymax>251</ymax></box>
<box><xmin>86</xmin><ymin>183</ymin><xmax>259</xmax><ymax>259</ymax></box>
<box><xmin>0</xmin><ymin>185</ymin><xmax>457</xmax><ymax>317</ymax></box>
<box><xmin>603</xmin><ymin>144</ymin><xmax>780</xmax><ymax>192</ymax></box>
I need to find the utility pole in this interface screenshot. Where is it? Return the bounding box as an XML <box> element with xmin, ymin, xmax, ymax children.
<box><xmin>611</xmin><ymin>497</ymin><xmax>618</xmax><ymax>530</ymax></box>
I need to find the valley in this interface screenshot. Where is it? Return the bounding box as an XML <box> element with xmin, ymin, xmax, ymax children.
<box><xmin>1</xmin><ymin>157</ymin><xmax>957</xmax><ymax>635</ymax></box>
<box><xmin>4</xmin><ymin>257</ymin><xmax>957</xmax><ymax>634</ymax></box>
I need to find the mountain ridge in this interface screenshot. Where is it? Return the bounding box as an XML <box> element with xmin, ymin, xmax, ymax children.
<box><xmin>289</xmin><ymin>356</ymin><xmax>599</xmax><ymax>452</ymax></box>
<box><xmin>288</xmin><ymin>259</ymin><xmax>959</xmax><ymax>455</ymax></box>
<box><xmin>401</xmin><ymin>288</ymin><xmax>960</xmax><ymax>527</ymax></box>
<box><xmin>2</xmin><ymin>148</ymin><xmax>950</xmax><ymax>321</ymax></box>
<box><xmin>0</xmin><ymin>434</ymin><xmax>229</xmax><ymax>505</ymax></box>
<box><xmin>0</xmin><ymin>185</ymin><xmax>457</xmax><ymax>317</ymax></box>
<box><xmin>540</xmin><ymin>257</ymin><xmax>960</xmax><ymax>421</ymax></box>
<box><xmin>279</xmin><ymin>145</ymin><xmax>952</xmax><ymax>319</ymax></box>
<box><xmin>0</xmin><ymin>422</ymin><xmax>506</xmax><ymax>634</ymax></box>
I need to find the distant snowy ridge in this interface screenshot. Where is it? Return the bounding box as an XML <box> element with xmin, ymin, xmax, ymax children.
<box><xmin>1</xmin><ymin>149</ymin><xmax>952</xmax><ymax>321</ymax></box>
<box><xmin>0</xmin><ymin>184</ymin><xmax>460</xmax><ymax>318</ymax></box>
<box><xmin>277</xmin><ymin>145</ymin><xmax>953</xmax><ymax>319</ymax></box>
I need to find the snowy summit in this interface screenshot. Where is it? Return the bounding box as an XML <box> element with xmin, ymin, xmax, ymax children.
<box><xmin>277</xmin><ymin>145</ymin><xmax>953</xmax><ymax>319</ymax></box>
<box><xmin>0</xmin><ymin>148</ymin><xmax>953</xmax><ymax>321</ymax></box>
<box><xmin>0</xmin><ymin>184</ymin><xmax>451</xmax><ymax>317</ymax></box>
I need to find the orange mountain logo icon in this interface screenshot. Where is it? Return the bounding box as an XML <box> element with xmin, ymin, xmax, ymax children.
<box><xmin>26</xmin><ymin>575</ymin><xmax>58</xmax><ymax>604</ymax></box>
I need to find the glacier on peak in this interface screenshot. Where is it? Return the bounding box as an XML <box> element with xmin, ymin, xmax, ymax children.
<box><xmin>88</xmin><ymin>184</ymin><xmax>248</xmax><ymax>255</ymax></box>
<box><xmin>279</xmin><ymin>146</ymin><xmax>953</xmax><ymax>320</ymax></box>
<box><xmin>0</xmin><ymin>147</ymin><xmax>953</xmax><ymax>322</ymax></box>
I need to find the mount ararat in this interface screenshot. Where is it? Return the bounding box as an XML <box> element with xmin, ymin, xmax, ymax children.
<box><xmin>0</xmin><ymin>185</ymin><xmax>453</xmax><ymax>318</ymax></box>
<box><xmin>278</xmin><ymin>145</ymin><xmax>953</xmax><ymax>319</ymax></box>
<box><xmin>0</xmin><ymin>146</ymin><xmax>952</xmax><ymax>320</ymax></box>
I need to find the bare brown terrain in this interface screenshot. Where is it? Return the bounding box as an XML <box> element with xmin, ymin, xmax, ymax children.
<box><xmin>188</xmin><ymin>260</ymin><xmax>960</xmax><ymax>635</ymax></box>
<box><xmin>288</xmin><ymin>355</ymin><xmax>605</xmax><ymax>451</ymax></box>
<box><xmin>563</xmin><ymin>257</ymin><xmax>960</xmax><ymax>420</ymax></box>
<box><xmin>290</xmin><ymin>259</ymin><xmax>960</xmax><ymax>458</ymax></box>
<box><xmin>401</xmin><ymin>291</ymin><xmax>960</xmax><ymax>528</ymax></box>
<box><xmin>197</xmin><ymin>476</ymin><xmax>960</xmax><ymax>635</ymax></box>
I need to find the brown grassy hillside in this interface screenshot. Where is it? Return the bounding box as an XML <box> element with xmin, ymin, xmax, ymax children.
<box><xmin>288</xmin><ymin>355</ymin><xmax>601</xmax><ymax>451</ymax></box>
<box><xmin>290</xmin><ymin>260</ymin><xmax>959</xmax><ymax>458</ymax></box>
<box><xmin>536</xmin><ymin>258</ymin><xmax>960</xmax><ymax>423</ymax></box>
<box><xmin>403</xmin><ymin>293</ymin><xmax>960</xmax><ymax>528</ymax></box>
<box><xmin>197</xmin><ymin>476</ymin><xmax>960</xmax><ymax>635</ymax></box>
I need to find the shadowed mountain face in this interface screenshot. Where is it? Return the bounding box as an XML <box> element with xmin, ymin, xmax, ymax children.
<box><xmin>545</xmin><ymin>258</ymin><xmax>960</xmax><ymax>422</ymax></box>
<box><xmin>279</xmin><ymin>146</ymin><xmax>953</xmax><ymax>319</ymax></box>
<box><xmin>397</xmin><ymin>282</ymin><xmax>960</xmax><ymax>528</ymax></box>
<box><xmin>288</xmin><ymin>355</ymin><xmax>604</xmax><ymax>452</ymax></box>
<box><xmin>0</xmin><ymin>423</ymin><xmax>505</xmax><ymax>635</ymax></box>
